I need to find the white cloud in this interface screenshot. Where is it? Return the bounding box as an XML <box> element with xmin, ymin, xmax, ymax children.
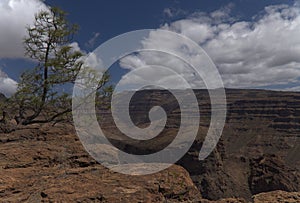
<box><xmin>85</xmin><ymin>32</ymin><xmax>100</xmax><ymax>49</ymax></box>
<box><xmin>0</xmin><ymin>69</ymin><xmax>17</xmax><ymax>97</ymax></box>
<box><xmin>119</xmin><ymin>55</ymin><xmax>146</xmax><ymax>70</ymax></box>
<box><xmin>0</xmin><ymin>0</ymin><xmax>48</xmax><ymax>58</ymax></box>
<box><xmin>0</xmin><ymin>1</ymin><xmax>86</xmax><ymax>96</ymax></box>
<box><xmin>202</xmin><ymin>3</ymin><xmax>300</xmax><ymax>88</ymax></box>
<box><xmin>210</xmin><ymin>3</ymin><xmax>235</xmax><ymax>21</ymax></box>
<box><xmin>118</xmin><ymin>30</ymin><xmax>211</xmax><ymax>90</ymax></box>
<box><xmin>69</xmin><ymin>42</ymin><xmax>82</xmax><ymax>53</ymax></box>
<box><xmin>120</xmin><ymin>3</ymin><xmax>300</xmax><ymax>90</ymax></box>
<box><xmin>163</xmin><ymin>8</ymin><xmax>173</xmax><ymax>18</ymax></box>
<box><xmin>163</xmin><ymin>8</ymin><xmax>187</xmax><ymax>19</ymax></box>
<box><xmin>166</xmin><ymin>20</ymin><xmax>215</xmax><ymax>44</ymax></box>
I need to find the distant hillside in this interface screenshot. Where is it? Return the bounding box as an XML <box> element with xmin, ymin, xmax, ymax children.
<box><xmin>98</xmin><ymin>88</ymin><xmax>300</xmax><ymax>201</ymax></box>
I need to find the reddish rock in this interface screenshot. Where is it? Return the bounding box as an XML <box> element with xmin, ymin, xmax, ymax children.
<box><xmin>0</xmin><ymin>125</ymin><xmax>202</xmax><ymax>202</ymax></box>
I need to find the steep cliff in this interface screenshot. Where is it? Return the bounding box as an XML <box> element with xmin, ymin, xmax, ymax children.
<box><xmin>98</xmin><ymin>89</ymin><xmax>300</xmax><ymax>201</ymax></box>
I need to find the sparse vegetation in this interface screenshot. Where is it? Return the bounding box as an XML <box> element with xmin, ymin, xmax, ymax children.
<box><xmin>0</xmin><ymin>7</ymin><xmax>112</xmax><ymax>127</ymax></box>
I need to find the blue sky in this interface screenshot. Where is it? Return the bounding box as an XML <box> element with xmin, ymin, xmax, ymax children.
<box><xmin>44</xmin><ymin>0</ymin><xmax>291</xmax><ymax>47</ymax></box>
<box><xmin>0</xmin><ymin>0</ymin><xmax>299</xmax><ymax>96</ymax></box>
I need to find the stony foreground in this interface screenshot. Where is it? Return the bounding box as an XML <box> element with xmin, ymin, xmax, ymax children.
<box><xmin>0</xmin><ymin>124</ymin><xmax>299</xmax><ymax>202</ymax></box>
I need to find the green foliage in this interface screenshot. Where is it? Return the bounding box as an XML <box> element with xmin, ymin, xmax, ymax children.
<box><xmin>9</xmin><ymin>7</ymin><xmax>112</xmax><ymax>125</ymax></box>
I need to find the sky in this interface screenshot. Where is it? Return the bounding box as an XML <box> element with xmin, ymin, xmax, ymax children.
<box><xmin>0</xmin><ymin>0</ymin><xmax>300</xmax><ymax>96</ymax></box>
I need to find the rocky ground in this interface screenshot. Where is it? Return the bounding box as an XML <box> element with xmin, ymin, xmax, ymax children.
<box><xmin>0</xmin><ymin>125</ymin><xmax>203</xmax><ymax>202</ymax></box>
<box><xmin>1</xmin><ymin>89</ymin><xmax>300</xmax><ymax>202</ymax></box>
<box><xmin>1</xmin><ymin>125</ymin><xmax>299</xmax><ymax>202</ymax></box>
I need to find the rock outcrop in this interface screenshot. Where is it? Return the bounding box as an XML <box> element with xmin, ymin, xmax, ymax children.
<box><xmin>1</xmin><ymin>89</ymin><xmax>300</xmax><ymax>202</ymax></box>
<box><xmin>253</xmin><ymin>190</ymin><xmax>300</xmax><ymax>203</ymax></box>
<box><xmin>98</xmin><ymin>89</ymin><xmax>300</xmax><ymax>201</ymax></box>
<box><xmin>0</xmin><ymin>125</ymin><xmax>202</xmax><ymax>202</ymax></box>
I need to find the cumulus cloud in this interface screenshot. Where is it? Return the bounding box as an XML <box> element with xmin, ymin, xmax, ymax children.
<box><xmin>119</xmin><ymin>3</ymin><xmax>300</xmax><ymax>90</ymax></box>
<box><xmin>69</xmin><ymin>42</ymin><xmax>83</xmax><ymax>53</ymax></box>
<box><xmin>0</xmin><ymin>69</ymin><xmax>17</xmax><ymax>97</ymax></box>
<box><xmin>0</xmin><ymin>0</ymin><xmax>48</xmax><ymax>95</ymax></box>
<box><xmin>118</xmin><ymin>30</ymin><xmax>214</xmax><ymax>90</ymax></box>
<box><xmin>0</xmin><ymin>0</ymin><xmax>85</xmax><ymax>96</ymax></box>
<box><xmin>0</xmin><ymin>0</ymin><xmax>48</xmax><ymax>58</ymax></box>
<box><xmin>201</xmin><ymin>4</ymin><xmax>300</xmax><ymax>88</ymax></box>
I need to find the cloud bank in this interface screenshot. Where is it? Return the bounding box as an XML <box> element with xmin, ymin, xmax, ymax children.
<box><xmin>0</xmin><ymin>0</ymin><xmax>48</xmax><ymax>58</ymax></box>
<box><xmin>0</xmin><ymin>0</ymin><xmax>48</xmax><ymax>96</ymax></box>
<box><xmin>120</xmin><ymin>3</ymin><xmax>300</xmax><ymax>90</ymax></box>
